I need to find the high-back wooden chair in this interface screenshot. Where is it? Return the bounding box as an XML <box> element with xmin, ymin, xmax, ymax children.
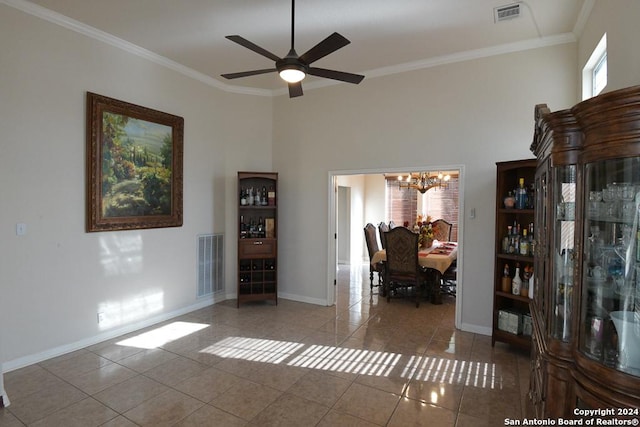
<box><xmin>364</xmin><ymin>223</ymin><xmax>384</xmax><ymax>292</ymax></box>
<box><xmin>384</xmin><ymin>227</ymin><xmax>423</xmax><ymax>307</ymax></box>
<box><xmin>431</xmin><ymin>219</ymin><xmax>452</xmax><ymax>242</ymax></box>
<box><xmin>378</xmin><ymin>222</ymin><xmax>390</xmax><ymax>249</ymax></box>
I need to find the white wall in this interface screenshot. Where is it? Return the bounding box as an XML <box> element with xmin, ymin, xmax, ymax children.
<box><xmin>578</xmin><ymin>0</ymin><xmax>640</xmax><ymax>94</ymax></box>
<box><xmin>0</xmin><ymin>5</ymin><xmax>273</xmax><ymax>372</ymax></box>
<box><xmin>273</xmin><ymin>43</ymin><xmax>578</xmax><ymax>330</ymax></box>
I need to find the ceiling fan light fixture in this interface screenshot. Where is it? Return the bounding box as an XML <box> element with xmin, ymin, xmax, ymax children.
<box><xmin>222</xmin><ymin>0</ymin><xmax>364</xmax><ymax>97</ymax></box>
<box><xmin>279</xmin><ymin>67</ymin><xmax>306</xmax><ymax>83</ymax></box>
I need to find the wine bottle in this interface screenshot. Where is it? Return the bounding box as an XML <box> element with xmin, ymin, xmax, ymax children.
<box><xmin>520</xmin><ymin>229</ymin><xmax>529</xmax><ymax>255</ymax></box>
<box><xmin>516</xmin><ymin>178</ymin><xmax>528</xmax><ymax>209</ymax></box>
<box><xmin>240</xmin><ymin>215</ymin><xmax>247</xmax><ymax>239</ymax></box>
<box><xmin>248</xmin><ymin>188</ymin><xmax>254</xmax><ymax>206</ymax></box>
<box><xmin>268</xmin><ymin>186</ymin><xmax>276</xmax><ymax>206</ymax></box>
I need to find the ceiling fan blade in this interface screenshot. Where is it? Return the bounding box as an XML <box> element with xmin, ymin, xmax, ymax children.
<box><xmin>308</xmin><ymin>67</ymin><xmax>365</xmax><ymax>84</ymax></box>
<box><xmin>288</xmin><ymin>82</ymin><xmax>303</xmax><ymax>98</ymax></box>
<box><xmin>225</xmin><ymin>35</ymin><xmax>281</xmax><ymax>62</ymax></box>
<box><xmin>299</xmin><ymin>32</ymin><xmax>350</xmax><ymax>65</ymax></box>
<box><xmin>221</xmin><ymin>68</ymin><xmax>277</xmax><ymax>79</ymax></box>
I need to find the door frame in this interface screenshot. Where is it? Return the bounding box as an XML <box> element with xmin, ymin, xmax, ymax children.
<box><xmin>327</xmin><ymin>165</ymin><xmax>465</xmax><ymax>329</ymax></box>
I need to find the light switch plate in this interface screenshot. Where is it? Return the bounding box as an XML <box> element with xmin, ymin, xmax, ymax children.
<box><xmin>16</xmin><ymin>223</ymin><xmax>27</xmax><ymax>236</ymax></box>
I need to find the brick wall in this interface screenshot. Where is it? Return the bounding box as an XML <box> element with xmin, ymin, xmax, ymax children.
<box><xmin>386</xmin><ymin>180</ymin><xmax>418</xmax><ymax>227</ymax></box>
<box><xmin>385</xmin><ymin>177</ymin><xmax>459</xmax><ymax>241</ymax></box>
<box><xmin>423</xmin><ymin>178</ymin><xmax>459</xmax><ymax>241</ymax></box>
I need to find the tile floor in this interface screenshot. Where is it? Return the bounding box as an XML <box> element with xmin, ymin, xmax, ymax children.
<box><xmin>0</xmin><ymin>264</ymin><xmax>532</xmax><ymax>426</ymax></box>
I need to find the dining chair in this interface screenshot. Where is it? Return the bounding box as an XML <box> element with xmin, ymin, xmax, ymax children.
<box><xmin>441</xmin><ymin>261</ymin><xmax>457</xmax><ymax>297</ymax></box>
<box><xmin>383</xmin><ymin>227</ymin><xmax>424</xmax><ymax>307</ymax></box>
<box><xmin>431</xmin><ymin>219</ymin><xmax>452</xmax><ymax>242</ymax></box>
<box><xmin>364</xmin><ymin>223</ymin><xmax>384</xmax><ymax>293</ymax></box>
<box><xmin>389</xmin><ymin>220</ymin><xmax>397</xmax><ymax>229</ymax></box>
<box><xmin>378</xmin><ymin>222</ymin><xmax>390</xmax><ymax>249</ymax></box>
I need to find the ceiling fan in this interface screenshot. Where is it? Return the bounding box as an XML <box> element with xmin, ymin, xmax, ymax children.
<box><xmin>221</xmin><ymin>0</ymin><xmax>365</xmax><ymax>98</ymax></box>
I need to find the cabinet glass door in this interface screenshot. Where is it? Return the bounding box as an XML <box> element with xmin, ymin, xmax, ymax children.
<box><xmin>552</xmin><ymin>165</ymin><xmax>576</xmax><ymax>341</ymax></box>
<box><xmin>580</xmin><ymin>158</ymin><xmax>640</xmax><ymax>377</ymax></box>
<box><xmin>534</xmin><ymin>167</ymin><xmax>548</xmax><ymax>317</ymax></box>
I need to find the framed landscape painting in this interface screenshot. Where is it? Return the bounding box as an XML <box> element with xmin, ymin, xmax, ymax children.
<box><xmin>86</xmin><ymin>92</ymin><xmax>183</xmax><ymax>232</ymax></box>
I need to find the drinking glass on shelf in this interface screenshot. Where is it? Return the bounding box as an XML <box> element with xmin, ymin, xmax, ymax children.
<box><xmin>621</xmin><ymin>201</ymin><xmax>636</xmax><ymax>221</ymax></box>
<box><xmin>605</xmin><ymin>202</ymin><xmax>618</xmax><ymax>219</ymax></box>
<box><xmin>603</xmin><ymin>185</ymin><xmax>618</xmax><ymax>219</ymax></box>
<box><xmin>617</xmin><ymin>183</ymin><xmax>633</xmax><ymax>201</ymax></box>
<box><xmin>602</xmin><ymin>185</ymin><xmax>615</xmax><ymax>202</ymax></box>
<box><xmin>589</xmin><ymin>191</ymin><xmax>602</xmax><ymax>218</ymax></box>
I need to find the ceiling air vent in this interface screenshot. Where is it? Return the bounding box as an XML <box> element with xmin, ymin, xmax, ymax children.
<box><xmin>494</xmin><ymin>3</ymin><xmax>521</xmax><ymax>22</ymax></box>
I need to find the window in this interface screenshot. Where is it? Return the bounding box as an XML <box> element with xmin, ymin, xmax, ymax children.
<box><xmin>385</xmin><ymin>178</ymin><xmax>417</xmax><ymax>227</ymax></box>
<box><xmin>385</xmin><ymin>175</ymin><xmax>459</xmax><ymax>241</ymax></box>
<box><xmin>592</xmin><ymin>52</ymin><xmax>607</xmax><ymax>96</ymax></box>
<box><xmin>582</xmin><ymin>33</ymin><xmax>607</xmax><ymax>100</ymax></box>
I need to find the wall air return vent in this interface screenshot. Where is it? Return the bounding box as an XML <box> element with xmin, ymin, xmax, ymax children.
<box><xmin>494</xmin><ymin>3</ymin><xmax>521</xmax><ymax>22</ymax></box>
<box><xmin>197</xmin><ymin>234</ymin><xmax>224</xmax><ymax>298</ymax></box>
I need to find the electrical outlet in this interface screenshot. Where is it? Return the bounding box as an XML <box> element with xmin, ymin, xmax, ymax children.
<box><xmin>97</xmin><ymin>312</ymin><xmax>105</xmax><ymax>324</ymax></box>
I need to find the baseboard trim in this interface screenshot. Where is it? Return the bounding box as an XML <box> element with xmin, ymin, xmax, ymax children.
<box><xmin>0</xmin><ymin>364</ymin><xmax>8</xmax><ymax>407</ymax></box>
<box><xmin>3</xmin><ymin>296</ymin><xmax>218</xmax><ymax>373</ymax></box>
<box><xmin>223</xmin><ymin>292</ymin><xmax>329</xmax><ymax>307</ymax></box>
<box><xmin>277</xmin><ymin>292</ymin><xmax>328</xmax><ymax>306</ymax></box>
<box><xmin>459</xmin><ymin>322</ymin><xmax>492</xmax><ymax>336</ymax></box>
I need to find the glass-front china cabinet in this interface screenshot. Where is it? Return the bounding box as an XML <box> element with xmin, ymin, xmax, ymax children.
<box><xmin>530</xmin><ymin>106</ymin><xmax>581</xmax><ymax>417</ymax></box>
<box><xmin>530</xmin><ymin>86</ymin><xmax>640</xmax><ymax>416</ymax></box>
<box><xmin>581</xmin><ymin>161</ymin><xmax>640</xmax><ymax>373</ymax></box>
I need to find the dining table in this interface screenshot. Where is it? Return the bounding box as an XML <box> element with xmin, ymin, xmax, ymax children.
<box><xmin>371</xmin><ymin>240</ymin><xmax>457</xmax><ymax>273</ymax></box>
<box><xmin>371</xmin><ymin>240</ymin><xmax>457</xmax><ymax>304</ymax></box>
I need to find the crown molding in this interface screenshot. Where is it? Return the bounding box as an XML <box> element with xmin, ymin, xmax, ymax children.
<box><xmin>363</xmin><ymin>33</ymin><xmax>577</xmax><ymax>80</ymax></box>
<box><xmin>276</xmin><ymin>32</ymin><xmax>577</xmax><ymax>96</ymax></box>
<box><xmin>1</xmin><ymin>0</ymin><xmax>272</xmax><ymax>97</ymax></box>
<box><xmin>573</xmin><ymin>0</ymin><xmax>595</xmax><ymax>38</ymax></box>
<box><xmin>4</xmin><ymin>0</ymin><xmax>578</xmax><ymax>98</ymax></box>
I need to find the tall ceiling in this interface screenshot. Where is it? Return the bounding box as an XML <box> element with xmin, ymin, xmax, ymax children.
<box><xmin>17</xmin><ymin>0</ymin><xmax>588</xmax><ymax>96</ymax></box>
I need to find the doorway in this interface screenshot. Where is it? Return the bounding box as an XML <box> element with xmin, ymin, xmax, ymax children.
<box><xmin>328</xmin><ymin>166</ymin><xmax>464</xmax><ymax>329</ymax></box>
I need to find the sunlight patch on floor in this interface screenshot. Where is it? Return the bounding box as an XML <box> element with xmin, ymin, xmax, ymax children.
<box><xmin>200</xmin><ymin>337</ymin><xmax>304</xmax><ymax>364</ymax></box>
<box><xmin>116</xmin><ymin>321</ymin><xmax>209</xmax><ymax>349</ymax></box>
<box><xmin>199</xmin><ymin>335</ymin><xmax>500</xmax><ymax>388</ymax></box>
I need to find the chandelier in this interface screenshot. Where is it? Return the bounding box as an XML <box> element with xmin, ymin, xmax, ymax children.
<box><xmin>397</xmin><ymin>172</ymin><xmax>451</xmax><ymax>193</ymax></box>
